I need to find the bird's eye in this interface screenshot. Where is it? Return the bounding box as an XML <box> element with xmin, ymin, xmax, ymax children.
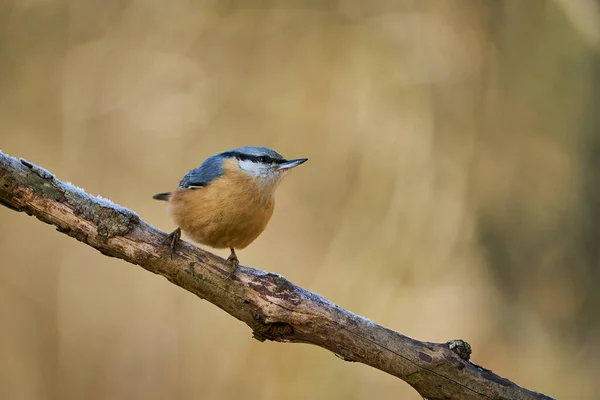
<box><xmin>258</xmin><ymin>156</ymin><xmax>268</xmax><ymax>163</ymax></box>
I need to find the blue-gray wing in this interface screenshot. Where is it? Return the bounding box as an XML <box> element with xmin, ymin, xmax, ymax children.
<box><xmin>178</xmin><ymin>154</ymin><xmax>225</xmax><ymax>188</ymax></box>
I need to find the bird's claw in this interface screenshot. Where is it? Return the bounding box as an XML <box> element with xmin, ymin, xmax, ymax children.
<box><xmin>226</xmin><ymin>251</ymin><xmax>239</xmax><ymax>278</ymax></box>
<box><xmin>164</xmin><ymin>228</ymin><xmax>181</xmax><ymax>259</ymax></box>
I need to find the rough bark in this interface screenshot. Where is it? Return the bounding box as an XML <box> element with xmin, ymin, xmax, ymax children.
<box><xmin>0</xmin><ymin>150</ymin><xmax>554</xmax><ymax>400</ymax></box>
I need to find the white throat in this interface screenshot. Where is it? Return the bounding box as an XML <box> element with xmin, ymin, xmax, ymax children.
<box><xmin>238</xmin><ymin>159</ymin><xmax>285</xmax><ymax>197</ymax></box>
<box><xmin>239</xmin><ymin>160</ymin><xmax>278</xmax><ymax>179</ymax></box>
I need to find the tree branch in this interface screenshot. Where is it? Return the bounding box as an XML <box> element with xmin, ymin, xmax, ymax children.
<box><xmin>0</xmin><ymin>150</ymin><xmax>554</xmax><ymax>400</ymax></box>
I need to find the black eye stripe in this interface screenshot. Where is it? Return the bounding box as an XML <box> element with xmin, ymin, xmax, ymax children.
<box><xmin>221</xmin><ymin>151</ymin><xmax>285</xmax><ymax>164</ymax></box>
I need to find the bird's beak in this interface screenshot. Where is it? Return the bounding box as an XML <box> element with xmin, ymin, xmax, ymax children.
<box><xmin>278</xmin><ymin>158</ymin><xmax>308</xmax><ymax>170</ymax></box>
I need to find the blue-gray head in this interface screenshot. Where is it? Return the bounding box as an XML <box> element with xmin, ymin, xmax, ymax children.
<box><xmin>177</xmin><ymin>146</ymin><xmax>307</xmax><ymax>189</ymax></box>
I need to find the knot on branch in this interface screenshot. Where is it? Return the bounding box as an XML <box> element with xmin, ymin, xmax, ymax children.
<box><xmin>446</xmin><ymin>339</ymin><xmax>472</xmax><ymax>361</ymax></box>
<box><xmin>252</xmin><ymin>322</ymin><xmax>294</xmax><ymax>342</ymax></box>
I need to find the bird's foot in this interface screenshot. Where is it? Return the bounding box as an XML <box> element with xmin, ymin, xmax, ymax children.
<box><xmin>163</xmin><ymin>228</ymin><xmax>181</xmax><ymax>259</ymax></box>
<box><xmin>226</xmin><ymin>248</ymin><xmax>239</xmax><ymax>277</ymax></box>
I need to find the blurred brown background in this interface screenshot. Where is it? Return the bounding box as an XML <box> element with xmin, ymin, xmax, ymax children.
<box><xmin>1</xmin><ymin>0</ymin><xmax>599</xmax><ymax>399</ymax></box>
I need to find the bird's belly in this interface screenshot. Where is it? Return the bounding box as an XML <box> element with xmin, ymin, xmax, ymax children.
<box><xmin>168</xmin><ymin>187</ymin><xmax>274</xmax><ymax>249</ymax></box>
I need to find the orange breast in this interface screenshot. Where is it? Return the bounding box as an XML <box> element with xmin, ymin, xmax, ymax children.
<box><xmin>167</xmin><ymin>163</ymin><xmax>275</xmax><ymax>250</ymax></box>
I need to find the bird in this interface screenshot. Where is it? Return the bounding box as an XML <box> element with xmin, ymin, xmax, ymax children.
<box><xmin>152</xmin><ymin>146</ymin><xmax>308</xmax><ymax>275</ymax></box>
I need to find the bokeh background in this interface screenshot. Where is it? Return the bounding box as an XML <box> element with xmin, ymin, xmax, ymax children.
<box><xmin>1</xmin><ymin>1</ymin><xmax>599</xmax><ymax>399</ymax></box>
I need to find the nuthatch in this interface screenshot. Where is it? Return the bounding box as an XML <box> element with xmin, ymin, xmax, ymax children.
<box><xmin>153</xmin><ymin>146</ymin><xmax>308</xmax><ymax>274</ymax></box>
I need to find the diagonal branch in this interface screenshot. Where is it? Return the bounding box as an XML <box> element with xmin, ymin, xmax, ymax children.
<box><xmin>0</xmin><ymin>150</ymin><xmax>553</xmax><ymax>400</ymax></box>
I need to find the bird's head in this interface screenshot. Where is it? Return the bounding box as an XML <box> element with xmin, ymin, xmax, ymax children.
<box><xmin>220</xmin><ymin>146</ymin><xmax>307</xmax><ymax>188</ymax></box>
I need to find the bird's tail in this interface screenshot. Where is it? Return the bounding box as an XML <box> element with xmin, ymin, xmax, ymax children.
<box><xmin>152</xmin><ymin>192</ymin><xmax>172</xmax><ymax>201</ymax></box>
